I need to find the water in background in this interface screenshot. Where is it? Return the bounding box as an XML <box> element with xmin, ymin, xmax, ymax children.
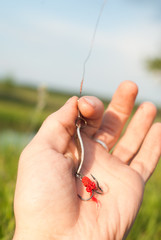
<box><xmin>0</xmin><ymin>130</ymin><xmax>34</xmax><ymax>149</ymax></box>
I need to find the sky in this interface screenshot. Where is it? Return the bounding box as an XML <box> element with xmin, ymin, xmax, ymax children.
<box><xmin>0</xmin><ymin>0</ymin><xmax>161</xmax><ymax>105</ymax></box>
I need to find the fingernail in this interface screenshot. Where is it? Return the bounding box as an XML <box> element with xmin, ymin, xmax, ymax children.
<box><xmin>83</xmin><ymin>97</ymin><xmax>96</xmax><ymax>108</ymax></box>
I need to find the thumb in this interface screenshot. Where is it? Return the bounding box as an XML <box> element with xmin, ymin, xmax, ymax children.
<box><xmin>37</xmin><ymin>96</ymin><xmax>78</xmax><ymax>153</ymax></box>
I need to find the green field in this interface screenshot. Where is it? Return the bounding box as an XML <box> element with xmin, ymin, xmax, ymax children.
<box><xmin>0</xmin><ymin>80</ymin><xmax>161</xmax><ymax>240</ymax></box>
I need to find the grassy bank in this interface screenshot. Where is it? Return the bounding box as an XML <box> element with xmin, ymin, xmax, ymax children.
<box><xmin>0</xmin><ymin>81</ymin><xmax>74</xmax><ymax>132</ymax></box>
<box><xmin>127</xmin><ymin>160</ymin><xmax>161</xmax><ymax>239</ymax></box>
<box><xmin>0</xmin><ymin>80</ymin><xmax>161</xmax><ymax>132</ymax></box>
<box><xmin>0</xmin><ymin>145</ymin><xmax>19</xmax><ymax>240</ymax></box>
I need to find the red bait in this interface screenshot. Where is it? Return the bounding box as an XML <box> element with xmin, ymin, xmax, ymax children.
<box><xmin>77</xmin><ymin>174</ymin><xmax>103</xmax><ymax>203</ymax></box>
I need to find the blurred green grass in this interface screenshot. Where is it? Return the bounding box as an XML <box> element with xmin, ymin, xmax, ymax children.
<box><xmin>0</xmin><ymin>80</ymin><xmax>161</xmax><ymax>239</ymax></box>
<box><xmin>127</xmin><ymin>160</ymin><xmax>161</xmax><ymax>240</ymax></box>
<box><xmin>0</xmin><ymin>81</ymin><xmax>73</xmax><ymax>132</ymax></box>
<box><xmin>0</xmin><ymin>145</ymin><xmax>19</xmax><ymax>240</ymax></box>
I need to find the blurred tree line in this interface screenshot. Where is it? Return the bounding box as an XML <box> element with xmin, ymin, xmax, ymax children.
<box><xmin>146</xmin><ymin>57</ymin><xmax>161</xmax><ymax>77</ymax></box>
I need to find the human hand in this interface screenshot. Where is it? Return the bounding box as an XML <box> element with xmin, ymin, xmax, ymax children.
<box><xmin>13</xmin><ymin>81</ymin><xmax>161</xmax><ymax>240</ymax></box>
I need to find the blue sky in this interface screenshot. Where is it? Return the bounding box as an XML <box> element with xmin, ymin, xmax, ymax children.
<box><xmin>0</xmin><ymin>0</ymin><xmax>161</xmax><ymax>105</ymax></box>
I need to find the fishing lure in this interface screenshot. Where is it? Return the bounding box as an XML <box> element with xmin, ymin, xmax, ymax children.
<box><xmin>75</xmin><ymin>110</ymin><xmax>103</xmax><ymax>204</ymax></box>
<box><xmin>75</xmin><ymin>0</ymin><xmax>107</xmax><ymax>204</ymax></box>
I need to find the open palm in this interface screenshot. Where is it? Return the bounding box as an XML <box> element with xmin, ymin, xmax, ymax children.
<box><xmin>13</xmin><ymin>81</ymin><xmax>161</xmax><ymax>240</ymax></box>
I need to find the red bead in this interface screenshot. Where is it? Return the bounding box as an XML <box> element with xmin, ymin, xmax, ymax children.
<box><xmin>86</xmin><ymin>186</ymin><xmax>92</xmax><ymax>193</ymax></box>
<box><xmin>82</xmin><ymin>176</ymin><xmax>91</xmax><ymax>187</ymax></box>
<box><xmin>91</xmin><ymin>182</ymin><xmax>96</xmax><ymax>189</ymax></box>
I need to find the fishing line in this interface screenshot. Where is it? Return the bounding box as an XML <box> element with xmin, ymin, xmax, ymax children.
<box><xmin>80</xmin><ymin>0</ymin><xmax>107</xmax><ymax>96</ymax></box>
<box><xmin>76</xmin><ymin>1</ymin><xmax>107</xmax><ymax>206</ymax></box>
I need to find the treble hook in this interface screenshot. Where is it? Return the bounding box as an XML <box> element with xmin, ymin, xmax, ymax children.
<box><xmin>75</xmin><ymin>109</ymin><xmax>103</xmax><ymax>202</ymax></box>
<box><xmin>77</xmin><ymin>174</ymin><xmax>103</xmax><ymax>201</ymax></box>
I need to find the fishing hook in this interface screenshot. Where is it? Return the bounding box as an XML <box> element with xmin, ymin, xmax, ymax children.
<box><xmin>75</xmin><ymin>113</ymin><xmax>103</xmax><ymax>201</ymax></box>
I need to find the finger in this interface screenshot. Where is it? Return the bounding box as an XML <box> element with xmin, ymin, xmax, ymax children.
<box><xmin>36</xmin><ymin>96</ymin><xmax>78</xmax><ymax>153</ymax></box>
<box><xmin>113</xmin><ymin>102</ymin><xmax>157</xmax><ymax>163</ymax></box>
<box><xmin>94</xmin><ymin>80</ymin><xmax>138</xmax><ymax>149</ymax></box>
<box><xmin>130</xmin><ymin>123</ymin><xmax>161</xmax><ymax>183</ymax></box>
<box><xmin>78</xmin><ymin>96</ymin><xmax>104</xmax><ymax>136</ymax></box>
<box><xmin>33</xmin><ymin>96</ymin><xmax>104</xmax><ymax>153</ymax></box>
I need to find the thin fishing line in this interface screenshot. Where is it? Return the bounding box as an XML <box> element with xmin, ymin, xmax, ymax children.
<box><xmin>80</xmin><ymin>0</ymin><xmax>107</xmax><ymax>96</ymax></box>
